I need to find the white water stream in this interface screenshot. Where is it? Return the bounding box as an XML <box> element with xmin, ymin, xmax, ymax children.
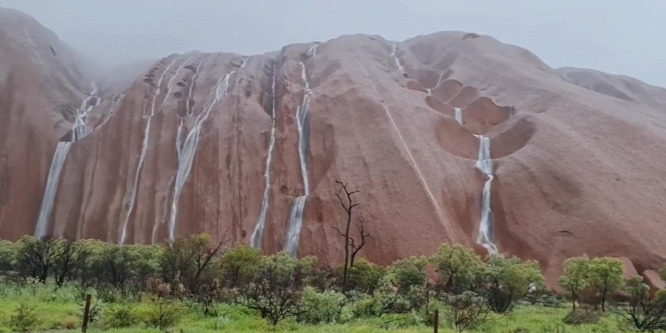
<box><xmin>250</xmin><ymin>60</ymin><xmax>278</xmax><ymax>249</ymax></box>
<box><xmin>34</xmin><ymin>83</ymin><xmax>98</xmax><ymax>239</ymax></box>
<box><xmin>454</xmin><ymin>107</ymin><xmax>463</xmax><ymax>125</ymax></box>
<box><xmin>118</xmin><ymin>58</ymin><xmax>178</xmax><ymax>244</ymax></box>
<box><xmin>390</xmin><ymin>42</ymin><xmax>405</xmax><ymax>74</ymax></box>
<box><xmin>474</xmin><ymin>135</ymin><xmax>498</xmax><ymax>254</ymax></box>
<box><xmin>284</xmin><ymin>57</ymin><xmax>314</xmax><ymax>257</ymax></box>
<box><xmin>166</xmin><ymin>58</ymin><xmax>243</xmax><ymax>241</ymax></box>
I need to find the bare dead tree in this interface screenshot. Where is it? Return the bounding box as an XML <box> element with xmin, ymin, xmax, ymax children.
<box><xmin>349</xmin><ymin>215</ymin><xmax>371</xmax><ymax>267</ymax></box>
<box><xmin>333</xmin><ymin>180</ymin><xmax>371</xmax><ymax>291</ymax></box>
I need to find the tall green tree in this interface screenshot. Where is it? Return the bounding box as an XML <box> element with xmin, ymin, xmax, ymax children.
<box><xmin>558</xmin><ymin>256</ymin><xmax>591</xmax><ymax>310</ymax></box>
<box><xmin>220</xmin><ymin>245</ymin><xmax>262</xmax><ymax>289</ymax></box>
<box><xmin>588</xmin><ymin>257</ymin><xmax>624</xmax><ymax>312</ymax></box>
<box><xmin>431</xmin><ymin>244</ymin><xmax>483</xmax><ymax>294</ymax></box>
<box><xmin>483</xmin><ymin>255</ymin><xmax>544</xmax><ymax>313</ymax></box>
<box><xmin>379</xmin><ymin>256</ymin><xmax>429</xmax><ymax>312</ymax></box>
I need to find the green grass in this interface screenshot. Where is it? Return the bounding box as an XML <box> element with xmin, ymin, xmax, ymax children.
<box><xmin>0</xmin><ymin>284</ymin><xmax>642</xmax><ymax>332</ymax></box>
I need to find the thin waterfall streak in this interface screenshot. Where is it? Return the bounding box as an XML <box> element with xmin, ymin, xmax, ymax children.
<box><xmin>284</xmin><ymin>61</ymin><xmax>313</xmax><ymax>256</ymax></box>
<box><xmin>308</xmin><ymin>43</ymin><xmax>319</xmax><ymax>57</ymax></box>
<box><xmin>150</xmin><ymin>60</ymin><xmax>202</xmax><ymax>243</ymax></box>
<box><xmin>34</xmin><ymin>83</ymin><xmax>98</xmax><ymax>239</ymax></box>
<box><xmin>454</xmin><ymin>107</ymin><xmax>463</xmax><ymax>125</ymax></box>
<box><xmin>167</xmin><ymin>66</ymin><xmax>235</xmax><ymax>242</ymax></box>
<box><xmin>284</xmin><ymin>196</ymin><xmax>306</xmax><ymax>257</ymax></box>
<box><xmin>185</xmin><ymin>61</ymin><xmax>203</xmax><ymax>116</ymax></box>
<box><xmin>435</xmin><ymin>72</ymin><xmax>444</xmax><ymax>89</ymax></box>
<box><xmin>158</xmin><ymin>57</ymin><xmax>190</xmax><ymax>113</ymax></box>
<box><xmin>251</xmin><ymin>61</ymin><xmax>278</xmax><ymax>249</ymax></box>
<box><xmin>475</xmin><ymin>135</ymin><xmax>497</xmax><ymax>254</ymax></box>
<box><xmin>175</xmin><ymin>118</ymin><xmax>184</xmax><ymax>160</ymax></box>
<box><xmin>390</xmin><ymin>42</ymin><xmax>404</xmax><ymax>73</ymax></box>
<box><xmin>352</xmin><ymin>57</ymin><xmax>441</xmax><ymax>217</ymax></box>
<box><xmin>118</xmin><ymin>58</ymin><xmax>177</xmax><ymax>244</ymax></box>
<box><xmin>34</xmin><ymin>142</ymin><xmax>71</xmax><ymax>239</ymax></box>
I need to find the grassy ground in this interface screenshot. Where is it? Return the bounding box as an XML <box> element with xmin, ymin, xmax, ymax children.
<box><xmin>0</xmin><ymin>284</ymin><xmax>637</xmax><ymax>332</ymax></box>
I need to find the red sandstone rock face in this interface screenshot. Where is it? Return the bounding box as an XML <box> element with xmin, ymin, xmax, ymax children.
<box><xmin>0</xmin><ymin>8</ymin><xmax>99</xmax><ymax>237</ymax></box>
<box><xmin>642</xmin><ymin>270</ymin><xmax>665</xmax><ymax>296</ymax></box>
<box><xmin>1</xmin><ymin>11</ymin><xmax>665</xmax><ymax>286</ymax></box>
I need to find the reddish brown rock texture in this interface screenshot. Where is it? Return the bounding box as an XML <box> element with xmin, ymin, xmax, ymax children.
<box><xmin>642</xmin><ymin>270</ymin><xmax>665</xmax><ymax>297</ymax></box>
<box><xmin>1</xmin><ymin>10</ymin><xmax>665</xmax><ymax>286</ymax></box>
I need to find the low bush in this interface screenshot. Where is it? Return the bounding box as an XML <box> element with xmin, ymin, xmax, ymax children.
<box><xmin>562</xmin><ymin>309</ymin><xmax>600</xmax><ymax>325</ymax></box>
<box><xmin>351</xmin><ymin>293</ymin><xmax>382</xmax><ymax>318</ymax></box>
<box><xmin>9</xmin><ymin>303</ymin><xmax>38</xmax><ymax>332</ymax></box>
<box><xmin>445</xmin><ymin>291</ymin><xmax>488</xmax><ymax>332</ymax></box>
<box><xmin>144</xmin><ymin>299</ymin><xmax>185</xmax><ymax>329</ymax></box>
<box><xmin>298</xmin><ymin>287</ymin><xmax>346</xmax><ymax>324</ymax></box>
<box><xmin>103</xmin><ymin>303</ymin><xmax>138</xmax><ymax>328</ymax></box>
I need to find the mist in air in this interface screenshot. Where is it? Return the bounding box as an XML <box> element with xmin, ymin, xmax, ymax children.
<box><xmin>1</xmin><ymin>0</ymin><xmax>665</xmax><ymax>86</ymax></box>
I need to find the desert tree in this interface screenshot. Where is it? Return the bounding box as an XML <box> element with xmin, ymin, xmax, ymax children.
<box><xmin>446</xmin><ymin>291</ymin><xmax>489</xmax><ymax>332</ymax></box>
<box><xmin>431</xmin><ymin>243</ymin><xmax>484</xmax><ymax>294</ymax></box>
<box><xmin>220</xmin><ymin>245</ymin><xmax>262</xmax><ymax>289</ymax></box>
<box><xmin>558</xmin><ymin>256</ymin><xmax>591</xmax><ymax>310</ymax></box>
<box><xmin>482</xmin><ymin>255</ymin><xmax>544</xmax><ymax>313</ymax></box>
<box><xmin>52</xmin><ymin>238</ymin><xmax>85</xmax><ymax>287</ymax></box>
<box><xmin>588</xmin><ymin>257</ymin><xmax>624</xmax><ymax>312</ymax></box>
<box><xmin>160</xmin><ymin>232</ymin><xmax>229</xmax><ymax>295</ymax></box>
<box><xmin>619</xmin><ymin>278</ymin><xmax>666</xmax><ymax>331</ymax></box>
<box><xmin>239</xmin><ymin>253</ymin><xmax>314</xmax><ymax>325</ymax></box>
<box><xmin>14</xmin><ymin>236</ymin><xmax>57</xmax><ymax>283</ymax></box>
<box><xmin>332</xmin><ymin>180</ymin><xmax>371</xmax><ymax>291</ymax></box>
<box><xmin>0</xmin><ymin>240</ymin><xmax>16</xmax><ymax>277</ymax></box>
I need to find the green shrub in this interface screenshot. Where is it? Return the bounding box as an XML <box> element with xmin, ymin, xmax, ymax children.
<box><xmin>536</xmin><ymin>294</ymin><xmax>566</xmax><ymax>308</ymax></box>
<box><xmin>145</xmin><ymin>300</ymin><xmax>184</xmax><ymax>329</ymax></box>
<box><xmin>9</xmin><ymin>303</ymin><xmax>38</xmax><ymax>332</ymax></box>
<box><xmin>103</xmin><ymin>304</ymin><xmax>138</xmax><ymax>328</ymax></box>
<box><xmin>345</xmin><ymin>258</ymin><xmax>385</xmax><ymax>293</ymax></box>
<box><xmin>656</xmin><ymin>289</ymin><xmax>666</xmax><ymax>304</ymax></box>
<box><xmin>445</xmin><ymin>291</ymin><xmax>488</xmax><ymax>332</ymax></box>
<box><xmin>482</xmin><ymin>255</ymin><xmax>544</xmax><ymax>313</ymax></box>
<box><xmin>423</xmin><ymin>299</ymin><xmax>446</xmax><ymax>327</ymax></box>
<box><xmin>298</xmin><ymin>286</ymin><xmax>347</xmax><ymax>324</ymax></box>
<box><xmin>376</xmin><ymin>313</ymin><xmax>420</xmax><ymax>329</ymax></box>
<box><xmin>562</xmin><ymin>309</ymin><xmax>600</xmax><ymax>325</ymax></box>
<box><xmin>430</xmin><ymin>243</ymin><xmax>483</xmax><ymax>294</ymax></box>
<box><xmin>351</xmin><ymin>293</ymin><xmax>382</xmax><ymax>318</ymax></box>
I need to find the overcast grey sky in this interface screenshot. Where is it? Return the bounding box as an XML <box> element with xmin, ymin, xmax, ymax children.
<box><xmin>2</xmin><ymin>0</ymin><xmax>665</xmax><ymax>87</ymax></box>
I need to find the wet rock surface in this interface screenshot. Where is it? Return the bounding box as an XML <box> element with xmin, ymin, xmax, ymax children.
<box><xmin>1</xmin><ymin>10</ymin><xmax>665</xmax><ymax>287</ymax></box>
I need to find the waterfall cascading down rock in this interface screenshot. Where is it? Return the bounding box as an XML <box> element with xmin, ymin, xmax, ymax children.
<box><xmin>390</xmin><ymin>42</ymin><xmax>404</xmax><ymax>74</ymax></box>
<box><xmin>475</xmin><ymin>135</ymin><xmax>498</xmax><ymax>255</ymax></box>
<box><xmin>284</xmin><ymin>57</ymin><xmax>314</xmax><ymax>257</ymax></box>
<box><xmin>454</xmin><ymin>107</ymin><xmax>463</xmax><ymax>125</ymax></box>
<box><xmin>34</xmin><ymin>143</ymin><xmax>71</xmax><ymax>239</ymax></box>
<box><xmin>308</xmin><ymin>43</ymin><xmax>319</xmax><ymax>57</ymax></box>
<box><xmin>34</xmin><ymin>83</ymin><xmax>98</xmax><ymax>239</ymax></box>
<box><xmin>250</xmin><ymin>59</ymin><xmax>278</xmax><ymax>249</ymax></box>
<box><xmin>118</xmin><ymin>58</ymin><xmax>179</xmax><ymax>244</ymax></box>
<box><xmin>165</xmin><ymin>58</ymin><xmax>246</xmax><ymax>242</ymax></box>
